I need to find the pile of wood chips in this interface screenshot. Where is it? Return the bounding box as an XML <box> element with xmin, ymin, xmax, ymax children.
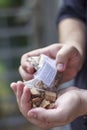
<box><xmin>31</xmin><ymin>87</ymin><xmax>57</xmax><ymax>109</ymax></box>
<box><xmin>30</xmin><ymin>72</ymin><xmax>62</xmax><ymax>109</ymax></box>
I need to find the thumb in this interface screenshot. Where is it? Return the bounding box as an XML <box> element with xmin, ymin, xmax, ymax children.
<box><xmin>28</xmin><ymin>107</ymin><xmax>63</xmax><ymax>122</ymax></box>
<box><xmin>56</xmin><ymin>45</ymin><xmax>74</xmax><ymax>72</ymax></box>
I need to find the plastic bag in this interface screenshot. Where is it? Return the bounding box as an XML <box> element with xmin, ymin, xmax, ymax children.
<box><xmin>24</xmin><ymin>54</ymin><xmax>63</xmax><ymax>109</ymax></box>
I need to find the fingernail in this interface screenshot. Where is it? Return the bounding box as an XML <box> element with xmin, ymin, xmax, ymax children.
<box><xmin>57</xmin><ymin>63</ymin><xmax>64</xmax><ymax>71</ymax></box>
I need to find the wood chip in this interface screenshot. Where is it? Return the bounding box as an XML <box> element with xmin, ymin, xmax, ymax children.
<box><xmin>40</xmin><ymin>99</ymin><xmax>50</xmax><ymax>108</ymax></box>
<box><xmin>54</xmin><ymin>72</ymin><xmax>63</xmax><ymax>88</ymax></box>
<box><xmin>31</xmin><ymin>88</ymin><xmax>41</xmax><ymax>97</ymax></box>
<box><xmin>27</xmin><ymin>56</ymin><xmax>40</xmax><ymax>70</ymax></box>
<box><xmin>35</xmin><ymin>80</ymin><xmax>44</xmax><ymax>89</ymax></box>
<box><xmin>46</xmin><ymin>103</ymin><xmax>55</xmax><ymax>109</ymax></box>
<box><xmin>45</xmin><ymin>91</ymin><xmax>57</xmax><ymax>102</ymax></box>
<box><xmin>32</xmin><ymin>97</ymin><xmax>43</xmax><ymax>107</ymax></box>
<box><xmin>32</xmin><ymin>97</ymin><xmax>42</xmax><ymax>104</ymax></box>
<box><xmin>33</xmin><ymin>104</ymin><xmax>37</xmax><ymax>108</ymax></box>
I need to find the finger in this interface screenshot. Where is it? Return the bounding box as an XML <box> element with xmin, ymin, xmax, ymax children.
<box><xmin>20</xmin><ymin>49</ymin><xmax>47</xmax><ymax>69</ymax></box>
<box><xmin>21</xmin><ymin>87</ymin><xmax>32</xmax><ymax>113</ymax></box>
<box><xmin>28</xmin><ymin>107</ymin><xmax>63</xmax><ymax>123</ymax></box>
<box><xmin>16</xmin><ymin>81</ymin><xmax>24</xmax><ymax>103</ymax></box>
<box><xmin>56</xmin><ymin>45</ymin><xmax>76</xmax><ymax>71</ymax></box>
<box><xmin>44</xmin><ymin>44</ymin><xmax>62</xmax><ymax>58</ymax></box>
<box><xmin>19</xmin><ymin>62</ymin><xmax>35</xmax><ymax>75</ymax></box>
<box><xmin>10</xmin><ymin>82</ymin><xmax>17</xmax><ymax>94</ymax></box>
<box><xmin>30</xmin><ymin>44</ymin><xmax>61</xmax><ymax>59</ymax></box>
<box><xmin>27</xmin><ymin>107</ymin><xmax>66</xmax><ymax>129</ymax></box>
<box><xmin>21</xmin><ymin>44</ymin><xmax>61</xmax><ymax>71</ymax></box>
<box><xmin>20</xmin><ymin>53</ymin><xmax>35</xmax><ymax>74</ymax></box>
<box><xmin>19</xmin><ymin>66</ymin><xmax>33</xmax><ymax>80</ymax></box>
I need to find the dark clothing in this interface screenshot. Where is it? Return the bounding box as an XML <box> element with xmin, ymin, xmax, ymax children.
<box><xmin>57</xmin><ymin>0</ymin><xmax>86</xmax><ymax>24</ymax></box>
<box><xmin>57</xmin><ymin>0</ymin><xmax>87</xmax><ymax>130</ymax></box>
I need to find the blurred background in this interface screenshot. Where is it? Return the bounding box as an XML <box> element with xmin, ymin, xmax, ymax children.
<box><xmin>0</xmin><ymin>0</ymin><xmax>71</xmax><ymax>130</ymax></box>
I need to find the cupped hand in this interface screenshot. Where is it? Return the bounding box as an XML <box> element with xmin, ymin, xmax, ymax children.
<box><xmin>10</xmin><ymin>82</ymin><xmax>82</xmax><ymax>129</ymax></box>
<box><xmin>27</xmin><ymin>87</ymin><xmax>82</xmax><ymax>129</ymax></box>
<box><xmin>10</xmin><ymin>81</ymin><xmax>32</xmax><ymax>119</ymax></box>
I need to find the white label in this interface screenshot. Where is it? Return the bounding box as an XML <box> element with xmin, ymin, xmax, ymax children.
<box><xmin>35</xmin><ymin>59</ymin><xmax>57</xmax><ymax>87</ymax></box>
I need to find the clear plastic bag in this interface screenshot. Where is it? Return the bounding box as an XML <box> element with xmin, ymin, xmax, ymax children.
<box><xmin>24</xmin><ymin>54</ymin><xmax>63</xmax><ymax>109</ymax></box>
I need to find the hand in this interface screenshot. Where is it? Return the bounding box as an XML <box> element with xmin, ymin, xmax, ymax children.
<box><xmin>19</xmin><ymin>43</ymin><xmax>83</xmax><ymax>83</ymax></box>
<box><xmin>10</xmin><ymin>83</ymin><xmax>84</xmax><ymax>129</ymax></box>
<box><xmin>27</xmin><ymin>87</ymin><xmax>83</xmax><ymax>129</ymax></box>
<box><xmin>10</xmin><ymin>81</ymin><xmax>32</xmax><ymax>119</ymax></box>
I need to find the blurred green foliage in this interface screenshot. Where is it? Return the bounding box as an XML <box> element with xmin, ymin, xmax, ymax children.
<box><xmin>0</xmin><ymin>0</ymin><xmax>22</xmax><ymax>8</ymax></box>
<box><xmin>0</xmin><ymin>0</ymin><xmax>12</xmax><ymax>7</ymax></box>
<box><xmin>0</xmin><ymin>61</ymin><xmax>10</xmax><ymax>96</ymax></box>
